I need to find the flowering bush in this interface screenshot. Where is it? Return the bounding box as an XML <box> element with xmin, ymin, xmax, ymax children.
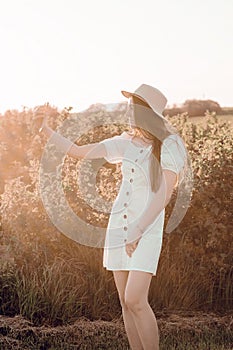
<box><xmin>0</xmin><ymin>105</ymin><xmax>232</xmax><ymax>324</ymax></box>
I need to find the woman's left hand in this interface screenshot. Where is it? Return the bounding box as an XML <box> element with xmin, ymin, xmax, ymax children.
<box><xmin>125</xmin><ymin>223</ymin><xmax>143</xmax><ymax>257</ymax></box>
<box><xmin>125</xmin><ymin>237</ymin><xmax>141</xmax><ymax>257</ymax></box>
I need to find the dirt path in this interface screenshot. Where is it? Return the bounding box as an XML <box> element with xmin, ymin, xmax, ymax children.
<box><xmin>0</xmin><ymin>311</ymin><xmax>232</xmax><ymax>349</ymax></box>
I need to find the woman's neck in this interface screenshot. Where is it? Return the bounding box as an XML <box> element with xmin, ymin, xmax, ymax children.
<box><xmin>130</xmin><ymin>129</ymin><xmax>153</xmax><ymax>146</ymax></box>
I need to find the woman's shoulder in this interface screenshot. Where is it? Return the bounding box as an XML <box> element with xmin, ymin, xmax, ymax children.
<box><xmin>162</xmin><ymin>133</ymin><xmax>184</xmax><ymax>147</ymax></box>
<box><xmin>161</xmin><ymin>133</ymin><xmax>187</xmax><ymax>160</ymax></box>
<box><xmin>120</xmin><ymin>131</ymin><xmax>133</xmax><ymax>139</ymax></box>
<box><xmin>112</xmin><ymin>131</ymin><xmax>133</xmax><ymax>143</ymax></box>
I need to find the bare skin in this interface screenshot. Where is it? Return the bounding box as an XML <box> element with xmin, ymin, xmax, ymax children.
<box><xmin>113</xmin><ymin>270</ymin><xmax>159</xmax><ymax>350</ymax></box>
<box><xmin>34</xmin><ymin>101</ymin><xmax>178</xmax><ymax>349</ymax></box>
<box><xmin>35</xmin><ymin>110</ymin><xmax>176</xmax><ymax>259</ymax></box>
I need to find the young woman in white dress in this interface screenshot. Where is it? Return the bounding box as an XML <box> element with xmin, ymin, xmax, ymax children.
<box><xmin>36</xmin><ymin>84</ymin><xmax>187</xmax><ymax>350</ymax></box>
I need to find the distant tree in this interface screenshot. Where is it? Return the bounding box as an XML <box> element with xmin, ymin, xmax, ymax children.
<box><xmin>182</xmin><ymin>99</ymin><xmax>222</xmax><ymax>117</ymax></box>
<box><xmin>163</xmin><ymin>106</ymin><xmax>183</xmax><ymax>117</ymax></box>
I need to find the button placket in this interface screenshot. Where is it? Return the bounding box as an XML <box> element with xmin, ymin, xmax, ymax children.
<box><xmin>123</xmin><ymin>189</ymin><xmax>129</xmax><ymax>243</ymax></box>
<box><xmin>123</xmin><ymin>211</ymin><xmax>128</xmax><ymax>243</ymax></box>
<box><xmin>123</xmin><ymin>169</ymin><xmax>135</xmax><ymax>244</ymax></box>
<box><xmin>123</xmin><ymin>146</ymin><xmax>145</xmax><ymax>245</ymax></box>
<box><xmin>122</xmin><ymin>145</ymin><xmax>151</xmax><ymax>245</ymax></box>
<box><xmin>129</xmin><ymin>165</ymin><xmax>135</xmax><ymax>185</ymax></box>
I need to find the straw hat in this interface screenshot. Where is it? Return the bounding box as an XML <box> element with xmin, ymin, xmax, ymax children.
<box><xmin>121</xmin><ymin>83</ymin><xmax>168</xmax><ymax>121</ymax></box>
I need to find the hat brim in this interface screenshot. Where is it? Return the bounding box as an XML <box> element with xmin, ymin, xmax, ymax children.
<box><xmin>121</xmin><ymin>90</ymin><xmax>133</xmax><ymax>98</ymax></box>
<box><xmin>121</xmin><ymin>90</ymin><xmax>150</xmax><ymax>106</ymax></box>
<box><xmin>121</xmin><ymin>90</ymin><xmax>167</xmax><ymax>121</ymax></box>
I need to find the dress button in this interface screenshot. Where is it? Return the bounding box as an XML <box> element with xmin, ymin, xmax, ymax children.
<box><xmin>131</xmin><ymin>168</ymin><xmax>135</xmax><ymax>173</ymax></box>
<box><xmin>135</xmin><ymin>159</ymin><xmax>138</xmax><ymax>162</ymax></box>
<box><xmin>123</xmin><ymin>214</ymin><xmax>127</xmax><ymax>219</ymax></box>
<box><xmin>126</xmin><ymin>191</ymin><xmax>129</xmax><ymax>196</ymax></box>
<box><xmin>140</xmin><ymin>149</ymin><xmax>143</xmax><ymax>153</ymax></box>
<box><xmin>123</xmin><ymin>226</ymin><xmax>128</xmax><ymax>231</ymax></box>
<box><xmin>129</xmin><ymin>178</ymin><xmax>133</xmax><ymax>183</ymax></box>
<box><xmin>124</xmin><ymin>203</ymin><xmax>128</xmax><ymax>207</ymax></box>
<box><xmin>124</xmin><ymin>239</ymin><xmax>127</xmax><ymax>243</ymax></box>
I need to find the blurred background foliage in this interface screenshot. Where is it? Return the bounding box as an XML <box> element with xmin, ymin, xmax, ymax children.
<box><xmin>0</xmin><ymin>101</ymin><xmax>232</xmax><ymax>326</ymax></box>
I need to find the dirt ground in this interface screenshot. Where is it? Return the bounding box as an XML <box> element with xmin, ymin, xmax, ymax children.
<box><xmin>0</xmin><ymin>311</ymin><xmax>232</xmax><ymax>349</ymax></box>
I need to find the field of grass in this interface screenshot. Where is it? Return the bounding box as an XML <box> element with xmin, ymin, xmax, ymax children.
<box><xmin>0</xmin><ymin>108</ymin><xmax>232</xmax><ymax>349</ymax></box>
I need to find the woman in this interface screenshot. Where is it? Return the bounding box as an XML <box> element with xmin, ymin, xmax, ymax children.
<box><xmin>36</xmin><ymin>84</ymin><xmax>187</xmax><ymax>350</ymax></box>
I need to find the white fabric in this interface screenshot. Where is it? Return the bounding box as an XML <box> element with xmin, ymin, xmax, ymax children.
<box><xmin>100</xmin><ymin>131</ymin><xmax>186</xmax><ymax>276</ymax></box>
<box><xmin>161</xmin><ymin>133</ymin><xmax>187</xmax><ymax>181</ymax></box>
<box><xmin>99</xmin><ymin>131</ymin><xmax>131</xmax><ymax>164</ymax></box>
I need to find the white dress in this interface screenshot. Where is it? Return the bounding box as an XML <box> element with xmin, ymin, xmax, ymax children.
<box><xmin>99</xmin><ymin>131</ymin><xmax>186</xmax><ymax>276</ymax></box>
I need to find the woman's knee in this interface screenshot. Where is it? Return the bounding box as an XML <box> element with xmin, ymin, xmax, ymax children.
<box><xmin>117</xmin><ymin>294</ymin><xmax>129</xmax><ymax>310</ymax></box>
<box><xmin>124</xmin><ymin>292</ymin><xmax>147</xmax><ymax>312</ymax></box>
<box><xmin>120</xmin><ymin>298</ymin><xmax>130</xmax><ymax>311</ymax></box>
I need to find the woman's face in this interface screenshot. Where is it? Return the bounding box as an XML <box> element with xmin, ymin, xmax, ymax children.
<box><xmin>127</xmin><ymin>96</ymin><xmax>151</xmax><ymax>129</ymax></box>
<box><xmin>127</xmin><ymin>97</ymin><xmax>134</xmax><ymax>128</ymax></box>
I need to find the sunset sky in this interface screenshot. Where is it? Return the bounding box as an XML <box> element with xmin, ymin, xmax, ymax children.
<box><xmin>0</xmin><ymin>0</ymin><xmax>232</xmax><ymax>114</ymax></box>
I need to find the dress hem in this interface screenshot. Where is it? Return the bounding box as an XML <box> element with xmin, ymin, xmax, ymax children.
<box><xmin>103</xmin><ymin>266</ymin><xmax>157</xmax><ymax>276</ymax></box>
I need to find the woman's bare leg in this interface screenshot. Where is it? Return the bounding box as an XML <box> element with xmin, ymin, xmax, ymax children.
<box><xmin>125</xmin><ymin>271</ymin><xmax>159</xmax><ymax>350</ymax></box>
<box><xmin>113</xmin><ymin>271</ymin><xmax>144</xmax><ymax>350</ymax></box>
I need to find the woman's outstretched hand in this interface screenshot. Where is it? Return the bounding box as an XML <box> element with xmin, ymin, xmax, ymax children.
<box><xmin>33</xmin><ymin>107</ymin><xmax>49</xmax><ymax>134</ymax></box>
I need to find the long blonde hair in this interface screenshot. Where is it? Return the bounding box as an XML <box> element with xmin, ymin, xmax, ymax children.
<box><xmin>126</xmin><ymin>95</ymin><xmax>174</xmax><ymax>192</ymax></box>
<box><xmin>127</xmin><ymin>126</ymin><xmax>163</xmax><ymax>193</ymax></box>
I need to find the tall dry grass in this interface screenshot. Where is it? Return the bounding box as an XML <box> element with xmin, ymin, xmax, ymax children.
<box><xmin>0</xmin><ymin>105</ymin><xmax>232</xmax><ymax>327</ymax></box>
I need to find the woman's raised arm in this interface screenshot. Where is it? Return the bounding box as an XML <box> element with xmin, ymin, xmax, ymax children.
<box><xmin>40</xmin><ymin>119</ymin><xmax>107</xmax><ymax>160</ymax></box>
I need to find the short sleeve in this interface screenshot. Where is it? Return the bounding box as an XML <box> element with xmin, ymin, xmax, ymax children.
<box><xmin>99</xmin><ymin>131</ymin><xmax>130</xmax><ymax>164</ymax></box>
<box><xmin>161</xmin><ymin>134</ymin><xmax>187</xmax><ymax>175</ymax></box>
